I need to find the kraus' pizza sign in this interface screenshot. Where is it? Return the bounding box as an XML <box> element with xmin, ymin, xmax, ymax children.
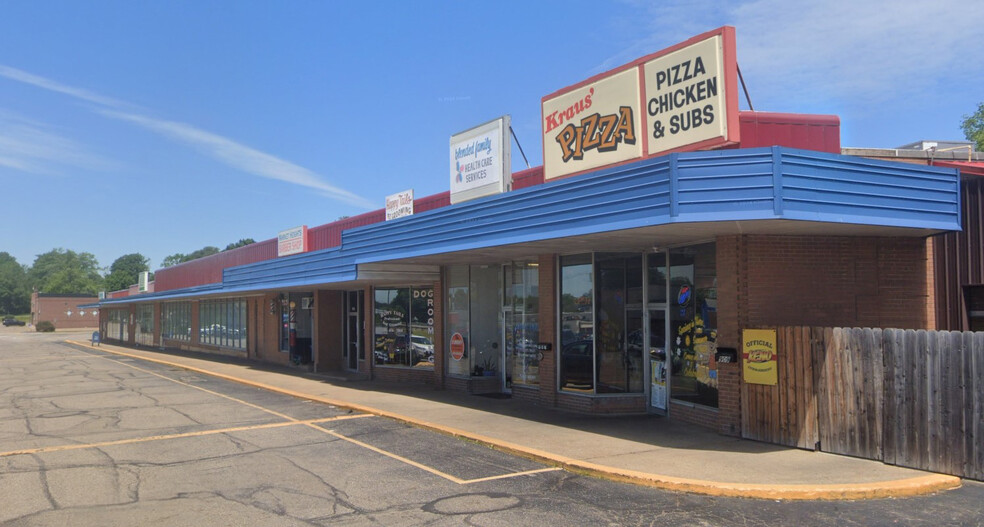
<box><xmin>542</xmin><ymin>27</ymin><xmax>739</xmax><ymax>180</ymax></box>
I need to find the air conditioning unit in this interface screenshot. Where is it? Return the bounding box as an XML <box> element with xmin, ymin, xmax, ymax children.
<box><xmin>300</xmin><ymin>297</ymin><xmax>314</xmax><ymax>310</ymax></box>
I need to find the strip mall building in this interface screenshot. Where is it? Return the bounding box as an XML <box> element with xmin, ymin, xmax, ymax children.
<box><xmin>87</xmin><ymin>27</ymin><xmax>980</xmax><ymax>434</ymax></box>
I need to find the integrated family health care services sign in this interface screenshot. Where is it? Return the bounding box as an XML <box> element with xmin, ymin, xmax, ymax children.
<box><xmin>277</xmin><ymin>225</ymin><xmax>309</xmax><ymax>257</ymax></box>
<box><xmin>742</xmin><ymin>329</ymin><xmax>778</xmax><ymax>385</ymax></box>
<box><xmin>450</xmin><ymin>116</ymin><xmax>511</xmax><ymax>204</ymax></box>
<box><xmin>542</xmin><ymin>27</ymin><xmax>739</xmax><ymax>180</ymax></box>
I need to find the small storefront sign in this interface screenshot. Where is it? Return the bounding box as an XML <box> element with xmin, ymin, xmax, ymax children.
<box><xmin>277</xmin><ymin>225</ymin><xmax>309</xmax><ymax>257</ymax></box>
<box><xmin>742</xmin><ymin>329</ymin><xmax>778</xmax><ymax>385</ymax></box>
<box><xmin>450</xmin><ymin>332</ymin><xmax>465</xmax><ymax>361</ymax></box>
<box><xmin>650</xmin><ymin>358</ymin><xmax>667</xmax><ymax>410</ymax></box>
<box><xmin>385</xmin><ymin>189</ymin><xmax>414</xmax><ymax>221</ymax></box>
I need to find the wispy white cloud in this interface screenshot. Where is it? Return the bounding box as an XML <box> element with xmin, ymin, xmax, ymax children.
<box><xmin>0</xmin><ymin>65</ymin><xmax>131</xmax><ymax>110</ymax></box>
<box><xmin>0</xmin><ymin>110</ymin><xmax>116</xmax><ymax>175</ymax></box>
<box><xmin>0</xmin><ymin>64</ymin><xmax>375</xmax><ymax>209</ymax></box>
<box><xmin>602</xmin><ymin>0</ymin><xmax>984</xmax><ymax>105</ymax></box>
<box><xmin>99</xmin><ymin>109</ymin><xmax>376</xmax><ymax>208</ymax></box>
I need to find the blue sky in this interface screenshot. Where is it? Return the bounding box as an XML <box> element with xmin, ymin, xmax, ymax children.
<box><xmin>1</xmin><ymin>0</ymin><xmax>981</xmax><ymax>273</ymax></box>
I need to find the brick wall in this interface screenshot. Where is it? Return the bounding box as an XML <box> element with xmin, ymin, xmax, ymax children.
<box><xmin>716</xmin><ymin>362</ymin><xmax>741</xmax><ymax>436</ymax></box>
<box><xmin>670</xmin><ymin>401</ymin><xmax>719</xmax><ymax>430</ymax></box>
<box><xmin>713</xmin><ymin>233</ymin><xmax>929</xmax><ymax>435</ymax></box>
<box><xmin>373</xmin><ymin>366</ymin><xmax>438</xmax><ymax>385</ymax></box>
<box><xmin>720</xmin><ymin>234</ymin><xmax>929</xmax><ymax>335</ymax></box>
<box><xmin>537</xmin><ymin>254</ymin><xmax>558</xmax><ymax>407</ymax></box>
<box><xmin>511</xmin><ymin>385</ymin><xmax>540</xmax><ymax>405</ymax></box>
<box><xmin>432</xmin><ymin>279</ymin><xmax>445</xmax><ymax>388</ymax></box>
<box><xmin>556</xmin><ymin>393</ymin><xmax>647</xmax><ymax>414</ymax></box>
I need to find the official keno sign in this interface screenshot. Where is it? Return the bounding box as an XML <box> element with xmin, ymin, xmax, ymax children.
<box><xmin>277</xmin><ymin>225</ymin><xmax>308</xmax><ymax>257</ymax></box>
<box><xmin>541</xmin><ymin>27</ymin><xmax>739</xmax><ymax>180</ymax></box>
<box><xmin>450</xmin><ymin>115</ymin><xmax>511</xmax><ymax>204</ymax></box>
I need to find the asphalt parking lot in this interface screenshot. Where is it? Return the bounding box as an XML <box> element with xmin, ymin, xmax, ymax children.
<box><xmin>3</xmin><ymin>330</ymin><xmax>984</xmax><ymax>526</ymax></box>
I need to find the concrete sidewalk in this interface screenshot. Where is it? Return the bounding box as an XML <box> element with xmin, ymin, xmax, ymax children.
<box><xmin>66</xmin><ymin>339</ymin><xmax>961</xmax><ymax>500</ymax></box>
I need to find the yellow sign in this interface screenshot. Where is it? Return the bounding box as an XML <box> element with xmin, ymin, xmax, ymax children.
<box><xmin>742</xmin><ymin>329</ymin><xmax>777</xmax><ymax>385</ymax></box>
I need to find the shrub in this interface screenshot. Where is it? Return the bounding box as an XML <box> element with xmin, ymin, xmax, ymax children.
<box><xmin>36</xmin><ymin>321</ymin><xmax>56</xmax><ymax>332</ymax></box>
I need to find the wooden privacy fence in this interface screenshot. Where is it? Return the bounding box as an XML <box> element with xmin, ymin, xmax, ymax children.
<box><xmin>741</xmin><ymin>327</ymin><xmax>984</xmax><ymax>480</ymax></box>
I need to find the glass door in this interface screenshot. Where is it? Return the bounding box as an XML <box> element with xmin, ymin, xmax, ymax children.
<box><xmin>646</xmin><ymin>251</ymin><xmax>669</xmax><ymax>414</ymax></box>
<box><xmin>345</xmin><ymin>290</ymin><xmax>363</xmax><ymax>371</ymax></box>
<box><xmin>647</xmin><ymin>309</ymin><xmax>668</xmax><ymax>413</ymax></box>
<box><xmin>503</xmin><ymin>262</ymin><xmax>540</xmax><ymax>393</ymax></box>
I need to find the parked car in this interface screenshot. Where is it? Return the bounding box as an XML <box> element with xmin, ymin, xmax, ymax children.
<box><xmin>560</xmin><ymin>339</ymin><xmax>593</xmax><ymax>387</ymax></box>
<box><xmin>410</xmin><ymin>335</ymin><xmax>434</xmax><ymax>362</ymax></box>
<box><xmin>3</xmin><ymin>317</ymin><xmax>26</xmax><ymax>327</ymax></box>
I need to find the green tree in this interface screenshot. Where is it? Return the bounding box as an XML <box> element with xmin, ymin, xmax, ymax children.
<box><xmin>104</xmin><ymin>253</ymin><xmax>151</xmax><ymax>292</ymax></box>
<box><xmin>224</xmin><ymin>238</ymin><xmax>256</xmax><ymax>251</ymax></box>
<box><xmin>29</xmin><ymin>249</ymin><xmax>103</xmax><ymax>294</ymax></box>
<box><xmin>961</xmin><ymin>102</ymin><xmax>984</xmax><ymax>152</ymax></box>
<box><xmin>160</xmin><ymin>246</ymin><xmax>219</xmax><ymax>267</ymax></box>
<box><xmin>0</xmin><ymin>252</ymin><xmax>30</xmax><ymax>314</ymax></box>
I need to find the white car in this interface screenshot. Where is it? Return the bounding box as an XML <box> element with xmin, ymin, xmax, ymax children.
<box><xmin>410</xmin><ymin>335</ymin><xmax>434</xmax><ymax>362</ymax></box>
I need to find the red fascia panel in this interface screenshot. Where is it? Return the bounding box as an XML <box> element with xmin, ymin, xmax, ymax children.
<box><xmin>933</xmin><ymin>160</ymin><xmax>984</xmax><ymax>177</ymax></box>
<box><xmin>737</xmin><ymin>111</ymin><xmax>840</xmax><ymax>154</ymax></box>
<box><xmin>107</xmin><ymin>290</ymin><xmax>130</xmax><ymax>299</ymax></box>
<box><xmin>512</xmin><ymin>166</ymin><xmax>545</xmax><ymax>190</ymax></box>
<box><xmin>308</xmin><ymin>192</ymin><xmax>451</xmax><ymax>251</ymax></box>
<box><xmin>153</xmin><ymin>239</ymin><xmax>278</xmax><ymax>292</ymax></box>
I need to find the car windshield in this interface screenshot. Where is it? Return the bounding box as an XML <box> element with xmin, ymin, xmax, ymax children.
<box><xmin>411</xmin><ymin>336</ymin><xmax>432</xmax><ymax>345</ymax></box>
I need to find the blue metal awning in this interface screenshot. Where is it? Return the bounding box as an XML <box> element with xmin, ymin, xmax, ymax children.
<box><xmin>96</xmin><ymin>147</ymin><xmax>960</xmax><ymax>306</ymax></box>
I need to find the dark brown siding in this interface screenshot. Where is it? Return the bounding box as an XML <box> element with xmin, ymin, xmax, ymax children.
<box><xmin>934</xmin><ymin>177</ymin><xmax>984</xmax><ymax>330</ymax></box>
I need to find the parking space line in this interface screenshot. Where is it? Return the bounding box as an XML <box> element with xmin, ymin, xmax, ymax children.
<box><xmin>315</xmin><ymin>427</ymin><xmax>468</xmax><ymax>484</ymax></box>
<box><xmin>459</xmin><ymin>467</ymin><xmax>563</xmax><ymax>484</ymax></box>
<box><xmin>0</xmin><ymin>414</ymin><xmax>371</xmax><ymax>458</ymax></box>
<box><xmin>81</xmin><ymin>350</ymin><xmax>304</xmax><ymax>422</ymax></box>
<box><xmin>314</xmin><ymin>426</ymin><xmax>558</xmax><ymax>486</ymax></box>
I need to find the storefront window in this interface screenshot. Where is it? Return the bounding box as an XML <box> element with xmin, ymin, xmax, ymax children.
<box><xmin>162</xmin><ymin>302</ymin><xmax>191</xmax><ymax>341</ymax></box>
<box><xmin>560</xmin><ymin>254</ymin><xmax>594</xmax><ymax>391</ymax></box>
<box><xmin>444</xmin><ymin>265</ymin><xmax>502</xmax><ymax>377</ymax></box>
<box><xmin>560</xmin><ymin>253</ymin><xmax>646</xmax><ymax>394</ymax></box>
<box><xmin>669</xmin><ymin>243</ymin><xmax>718</xmax><ymax>408</ymax></box>
<box><xmin>105</xmin><ymin>308</ymin><xmax>129</xmax><ymax>342</ymax></box>
<box><xmin>199</xmin><ymin>298</ymin><xmax>247</xmax><ymax>350</ymax></box>
<box><xmin>374</xmin><ymin>286</ymin><xmax>434</xmax><ymax>368</ymax></box>
<box><xmin>446</xmin><ymin>266</ymin><xmax>471</xmax><ymax>376</ymax></box>
<box><xmin>504</xmin><ymin>262</ymin><xmax>539</xmax><ymax>387</ymax></box>
<box><xmin>136</xmin><ymin>304</ymin><xmax>154</xmax><ymax>346</ymax></box>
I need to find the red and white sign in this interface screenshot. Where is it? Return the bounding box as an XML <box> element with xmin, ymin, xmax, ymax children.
<box><xmin>450</xmin><ymin>332</ymin><xmax>465</xmax><ymax>361</ymax></box>
<box><xmin>541</xmin><ymin>26</ymin><xmax>739</xmax><ymax>180</ymax></box>
<box><xmin>277</xmin><ymin>225</ymin><xmax>309</xmax><ymax>257</ymax></box>
<box><xmin>385</xmin><ymin>189</ymin><xmax>414</xmax><ymax>221</ymax></box>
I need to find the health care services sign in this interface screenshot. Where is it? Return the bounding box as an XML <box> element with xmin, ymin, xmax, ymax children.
<box><xmin>385</xmin><ymin>189</ymin><xmax>414</xmax><ymax>221</ymax></box>
<box><xmin>542</xmin><ymin>27</ymin><xmax>739</xmax><ymax>180</ymax></box>
<box><xmin>277</xmin><ymin>225</ymin><xmax>308</xmax><ymax>257</ymax></box>
<box><xmin>450</xmin><ymin>116</ymin><xmax>511</xmax><ymax>204</ymax></box>
<box><xmin>742</xmin><ymin>328</ymin><xmax>778</xmax><ymax>385</ymax></box>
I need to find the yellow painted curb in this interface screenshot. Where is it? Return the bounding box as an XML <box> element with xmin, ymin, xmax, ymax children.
<box><xmin>64</xmin><ymin>340</ymin><xmax>963</xmax><ymax>501</ymax></box>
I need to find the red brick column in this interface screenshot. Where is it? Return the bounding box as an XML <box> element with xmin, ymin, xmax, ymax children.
<box><xmin>716</xmin><ymin>361</ymin><xmax>741</xmax><ymax>436</ymax></box>
<box><xmin>538</xmin><ymin>254</ymin><xmax>557</xmax><ymax>407</ymax></box>
<box><xmin>432</xmin><ymin>278</ymin><xmax>444</xmax><ymax>388</ymax></box>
